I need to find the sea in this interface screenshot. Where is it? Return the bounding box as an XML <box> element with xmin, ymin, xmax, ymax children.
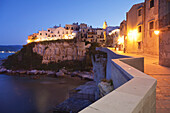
<box><xmin>0</xmin><ymin>45</ymin><xmax>87</xmax><ymax>113</ymax></box>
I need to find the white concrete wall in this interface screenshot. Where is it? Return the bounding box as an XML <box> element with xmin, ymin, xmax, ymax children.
<box><xmin>80</xmin><ymin>48</ymin><xmax>156</xmax><ymax>113</ymax></box>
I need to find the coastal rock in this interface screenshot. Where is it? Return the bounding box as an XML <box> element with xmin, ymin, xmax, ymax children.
<box><xmin>60</xmin><ymin>68</ymin><xmax>67</xmax><ymax>74</ymax></box>
<box><xmin>78</xmin><ymin>72</ymin><xmax>94</xmax><ymax>80</ymax></box>
<box><xmin>33</xmin><ymin>42</ymin><xmax>86</xmax><ymax>64</ymax></box>
<box><xmin>47</xmin><ymin>71</ymin><xmax>56</xmax><ymax>75</ymax></box>
<box><xmin>0</xmin><ymin>68</ymin><xmax>7</xmax><ymax>73</ymax></box>
<box><xmin>71</xmin><ymin>71</ymin><xmax>79</xmax><ymax>77</ymax></box>
<box><xmin>6</xmin><ymin>70</ymin><xmax>12</xmax><ymax>73</ymax></box>
<box><xmin>54</xmin><ymin>98</ymin><xmax>92</xmax><ymax>113</ymax></box>
<box><xmin>19</xmin><ymin>71</ymin><xmax>27</xmax><ymax>74</ymax></box>
<box><xmin>56</xmin><ymin>70</ymin><xmax>64</xmax><ymax>77</ymax></box>
<box><xmin>28</xmin><ymin>70</ymin><xmax>38</xmax><ymax>75</ymax></box>
<box><xmin>98</xmin><ymin>81</ymin><xmax>114</xmax><ymax>97</ymax></box>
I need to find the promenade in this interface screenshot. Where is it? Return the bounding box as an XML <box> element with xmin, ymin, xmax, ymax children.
<box><xmin>108</xmin><ymin>48</ymin><xmax>170</xmax><ymax>113</ymax></box>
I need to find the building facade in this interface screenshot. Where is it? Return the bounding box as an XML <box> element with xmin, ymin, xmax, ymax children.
<box><xmin>159</xmin><ymin>0</ymin><xmax>170</xmax><ymax>66</ymax></box>
<box><xmin>144</xmin><ymin>0</ymin><xmax>159</xmax><ymax>55</ymax></box>
<box><xmin>121</xmin><ymin>0</ymin><xmax>170</xmax><ymax>66</ymax></box>
<box><xmin>126</xmin><ymin>3</ymin><xmax>144</xmax><ymax>53</ymax></box>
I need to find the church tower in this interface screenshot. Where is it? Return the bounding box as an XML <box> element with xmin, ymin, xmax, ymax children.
<box><xmin>103</xmin><ymin>21</ymin><xmax>107</xmax><ymax>41</ymax></box>
<box><xmin>103</xmin><ymin>21</ymin><xmax>108</xmax><ymax>29</ymax></box>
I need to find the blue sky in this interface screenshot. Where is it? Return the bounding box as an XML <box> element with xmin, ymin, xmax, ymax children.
<box><xmin>0</xmin><ymin>0</ymin><xmax>144</xmax><ymax>45</ymax></box>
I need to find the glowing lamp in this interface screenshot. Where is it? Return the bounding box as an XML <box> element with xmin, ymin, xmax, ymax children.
<box><xmin>118</xmin><ymin>37</ymin><xmax>124</xmax><ymax>44</ymax></box>
<box><xmin>27</xmin><ymin>40</ymin><xmax>31</xmax><ymax>43</ymax></box>
<box><xmin>154</xmin><ymin>30</ymin><xmax>160</xmax><ymax>35</ymax></box>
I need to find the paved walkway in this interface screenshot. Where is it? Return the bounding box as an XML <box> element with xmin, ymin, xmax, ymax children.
<box><xmin>108</xmin><ymin>48</ymin><xmax>170</xmax><ymax>113</ymax></box>
<box><xmin>143</xmin><ymin>55</ymin><xmax>170</xmax><ymax>113</ymax></box>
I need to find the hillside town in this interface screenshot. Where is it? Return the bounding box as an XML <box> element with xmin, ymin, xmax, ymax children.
<box><xmin>28</xmin><ymin>0</ymin><xmax>169</xmax><ymax>67</ymax></box>
<box><xmin>0</xmin><ymin>0</ymin><xmax>166</xmax><ymax>113</ymax></box>
<box><xmin>27</xmin><ymin>22</ymin><xmax>119</xmax><ymax>44</ymax></box>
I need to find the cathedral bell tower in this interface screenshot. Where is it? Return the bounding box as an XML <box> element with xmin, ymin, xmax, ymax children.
<box><xmin>103</xmin><ymin>21</ymin><xmax>107</xmax><ymax>41</ymax></box>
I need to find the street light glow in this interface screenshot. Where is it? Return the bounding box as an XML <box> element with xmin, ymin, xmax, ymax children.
<box><xmin>154</xmin><ymin>30</ymin><xmax>160</xmax><ymax>35</ymax></box>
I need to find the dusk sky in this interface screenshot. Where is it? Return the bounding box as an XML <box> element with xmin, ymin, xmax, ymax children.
<box><xmin>0</xmin><ymin>0</ymin><xmax>144</xmax><ymax>45</ymax></box>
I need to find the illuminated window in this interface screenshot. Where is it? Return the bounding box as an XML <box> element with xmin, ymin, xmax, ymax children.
<box><xmin>138</xmin><ymin>9</ymin><xmax>142</xmax><ymax>16</ymax></box>
<box><xmin>150</xmin><ymin>21</ymin><xmax>154</xmax><ymax>29</ymax></box>
<box><xmin>150</xmin><ymin>0</ymin><xmax>154</xmax><ymax>8</ymax></box>
<box><xmin>138</xmin><ymin>26</ymin><xmax>142</xmax><ymax>32</ymax></box>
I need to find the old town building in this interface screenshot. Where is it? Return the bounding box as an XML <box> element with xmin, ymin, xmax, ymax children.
<box><xmin>126</xmin><ymin>3</ymin><xmax>144</xmax><ymax>53</ymax></box>
<box><xmin>159</xmin><ymin>0</ymin><xmax>170</xmax><ymax>66</ymax></box>
<box><xmin>120</xmin><ymin>0</ymin><xmax>170</xmax><ymax>66</ymax></box>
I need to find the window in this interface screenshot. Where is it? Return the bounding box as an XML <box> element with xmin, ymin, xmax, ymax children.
<box><xmin>58</xmin><ymin>31</ymin><xmax>60</xmax><ymax>34</ymax></box>
<box><xmin>48</xmin><ymin>30</ymin><xmax>50</xmax><ymax>32</ymax></box>
<box><xmin>48</xmin><ymin>35</ymin><xmax>50</xmax><ymax>37</ymax></box>
<box><xmin>71</xmin><ymin>27</ymin><xmax>73</xmax><ymax>30</ymax></box>
<box><xmin>138</xmin><ymin>26</ymin><xmax>142</xmax><ymax>32</ymax></box>
<box><xmin>66</xmin><ymin>31</ymin><xmax>68</xmax><ymax>34</ymax></box>
<box><xmin>150</xmin><ymin>21</ymin><xmax>154</xmax><ymax>29</ymax></box>
<box><xmin>40</xmin><ymin>33</ymin><xmax>42</xmax><ymax>35</ymax></box>
<box><xmin>138</xmin><ymin>42</ymin><xmax>142</xmax><ymax>49</ymax></box>
<box><xmin>46</xmin><ymin>33</ymin><xmax>47</xmax><ymax>35</ymax></box>
<box><xmin>150</xmin><ymin>0</ymin><xmax>154</xmax><ymax>8</ymax></box>
<box><xmin>138</xmin><ymin>9</ymin><xmax>142</xmax><ymax>16</ymax></box>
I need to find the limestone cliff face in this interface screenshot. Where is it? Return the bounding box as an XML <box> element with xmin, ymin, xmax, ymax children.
<box><xmin>33</xmin><ymin>42</ymin><xmax>86</xmax><ymax>64</ymax></box>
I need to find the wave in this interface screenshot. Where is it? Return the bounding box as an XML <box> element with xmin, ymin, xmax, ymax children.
<box><xmin>0</xmin><ymin>51</ymin><xmax>16</xmax><ymax>53</ymax></box>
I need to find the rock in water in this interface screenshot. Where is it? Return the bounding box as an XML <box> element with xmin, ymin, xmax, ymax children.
<box><xmin>54</xmin><ymin>98</ymin><xmax>92</xmax><ymax>113</ymax></box>
<box><xmin>56</xmin><ymin>70</ymin><xmax>64</xmax><ymax>77</ymax></box>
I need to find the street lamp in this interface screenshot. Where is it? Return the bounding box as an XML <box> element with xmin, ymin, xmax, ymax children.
<box><xmin>154</xmin><ymin>30</ymin><xmax>160</xmax><ymax>35</ymax></box>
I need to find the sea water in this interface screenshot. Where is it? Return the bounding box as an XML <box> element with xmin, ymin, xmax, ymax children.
<box><xmin>0</xmin><ymin>46</ymin><xmax>87</xmax><ymax>113</ymax></box>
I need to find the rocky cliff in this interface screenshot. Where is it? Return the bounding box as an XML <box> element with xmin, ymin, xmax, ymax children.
<box><xmin>3</xmin><ymin>40</ymin><xmax>91</xmax><ymax>70</ymax></box>
<box><xmin>32</xmin><ymin>41</ymin><xmax>86</xmax><ymax>64</ymax></box>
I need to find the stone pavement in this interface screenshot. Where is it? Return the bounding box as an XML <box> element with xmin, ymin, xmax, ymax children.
<box><xmin>143</xmin><ymin>54</ymin><xmax>170</xmax><ymax>113</ymax></box>
<box><xmin>108</xmin><ymin>48</ymin><xmax>170</xmax><ymax>113</ymax></box>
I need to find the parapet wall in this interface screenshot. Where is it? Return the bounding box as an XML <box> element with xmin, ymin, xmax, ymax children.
<box><xmin>80</xmin><ymin>48</ymin><xmax>156</xmax><ymax>113</ymax></box>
